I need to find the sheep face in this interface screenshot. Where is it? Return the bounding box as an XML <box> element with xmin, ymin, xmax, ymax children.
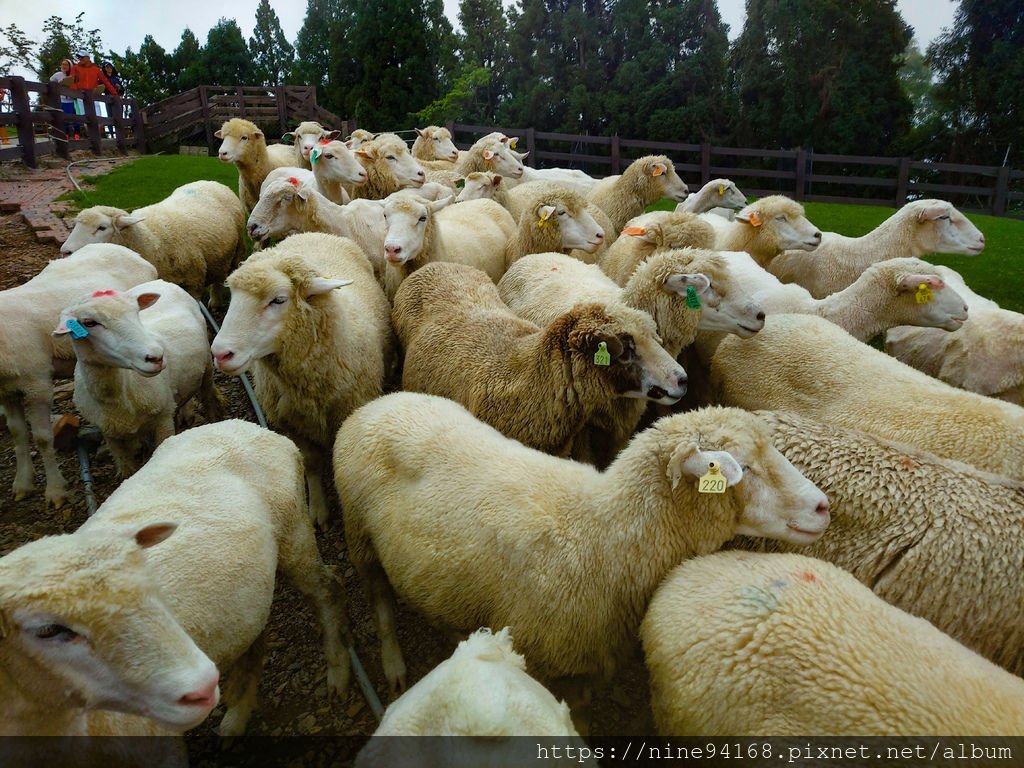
<box><xmin>715</xmin><ymin>180</ymin><xmax>748</xmax><ymax>210</ymax></box>
<box><xmin>312</xmin><ymin>140</ymin><xmax>368</xmax><ymax>186</ymax></box>
<box><xmin>53</xmin><ymin>290</ymin><xmax>166</xmax><ymax>376</ymax></box>
<box><xmin>569</xmin><ymin>304</ymin><xmax>687</xmax><ymax>404</ymax></box>
<box><xmin>682</xmin><ymin>252</ymin><xmax>766</xmax><ymax>337</ymax></box>
<box><xmin>61</xmin><ymin>206</ymin><xmax>140</xmax><ymax>255</ymax></box>
<box><xmin>480</xmin><ymin>141</ymin><xmax>525</xmax><ymax>179</ymax></box>
<box><xmin>381</xmin><ymin>196</ymin><xmax>451</xmax><ymax>265</ymax></box>
<box><xmin>0</xmin><ymin>525</ymin><xmax>221</xmax><ymax>731</ymax></box>
<box><xmin>664</xmin><ymin>418</ymin><xmax>830</xmax><ymax>544</ymax></box>
<box><xmin>215</xmin><ymin>120</ymin><xmax>266</xmax><ymax>164</ymax></box>
<box><xmin>360</xmin><ymin>138</ymin><xmax>427</xmax><ymax>188</ymax></box>
<box><xmin>645</xmin><ymin>158</ymin><xmax>689</xmax><ymax>202</ymax></box>
<box><xmin>416</xmin><ymin>126</ymin><xmax>459</xmax><ymax>162</ymax></box>
<box><xmin>454</xmin><ymin>171</ymin><xmax>502</xmax><ymax>202</ymax></box>
<box><xmin>247</xmin><ymin>180</ymin><xmax>304</xmax><ymax>241</ymax></box>
<box><xmin>536</xmin><ymin>201</ymin><xmax>605</xmax><ymax>252</ymax></box>
<box><xmin>910</xmin><ymin>201</ymin><xmax>986</xmax><ymax>255</ymax></box>
<box><xmin>211</xmin><ymin>262</ymin><xmax>352</xmax><ymax>375</ymax></box>
<box><xmin>892</xmin><ymin>269</ymin><xmax>969</xmax><ymax>331</ymax></box>
<box><xmin>736</xmin><ymin>198</ymin><xmax>822</xmax><ymax>251</ymax></box>
<box><xmin>284</xmin><ymin>121</ymin><xmax>333</xmax><ymax>161</ymax></box>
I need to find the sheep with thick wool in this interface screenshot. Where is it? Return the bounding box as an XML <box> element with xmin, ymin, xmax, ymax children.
<box><xmin>642</xmin><ymin>551</ymin><xmax>1024</xmax><ymax>736</ymax></box>
<box><xmin>454</xmin><ymin>170</ymin><xmax>510</xmax><ymax>207</ymax></box>
<box><xmin>886</xmin><ymin>265</ymin><xmax>1024</xmax><ymax>405</ymax></box>
<box><xmin>710</xmin><ymin>313</ymin><xmax>1024</xmax><ymax>480</ymax></box>
<box><xmin>211</xmin><ymin>233</ymin><xmax>395</xmax><ymax>526</ymax></box>
<box><xmin>743</xmin><ymin>409</ymin><xmax>1024</xmax><ymax>677</ymax></box>
<box><xmin>675</xmin><ymin>178</ymin><xmax>747</xmax><ymax>214</ymax></box>
<box><xmin>216</xmin><ymin>118</ymin><xmax>296</xmax><ymax>211</ymax></box>
<box><xmin>335</xmin><ymin>393</ymin><xmax>830</xmax><ymax>698</ymax></box>
<box><xmin>501</xmin><ymin>181</ymin><xmax>606</xmax><ymax>268</ymax></box>
<box><xmin>499</xmin><ymin>250</ymin><xmax>765</xmax><ymax>466</ymax></box>
<box><xmin>0</xmin><ymin>244</ymin><xmax>157</xmax><ymax>508</ymax></box>
<box><xmin>586</xmin><ymin>155</ymin><xmax>690</xmax><ymax>233</ymax></box>
<box><xmin>768</xmin><ymin>199</ymin><xmax>986</xmax><ymax>298</ymax></box>
<box><xmin>350</xmin><ymin>132</ymin><xmax>427</xmax><ymax>199</ymax></box>
<box><xmin>424</xmin><ymin>134</ymin><xmax>527</xmax><ymax>181</ymax></box>
<box><xmin>379</xmin><ymin>194</ymin><xmax>516</xmax><ymax>301</ymax></box>
<box><xmin>54</xmin><ymin>280</ymin><xmax>223</xmax><ymax>477</ymax></box>
<box><xmin>393</xmin><ymin>262</ymin><xmax>688</xmax><ymax>456</ymax></box>
<box><xmin>60</xmin><ymin>180</ymin><xmax>246</xmax><ymax>305</ymax></box>
<box><xmin>282</xmin><ymin>120</ymin><xmax>339</xmax><ymax>169</ymax></box>
<box><xmin>261</xmin><ymin>139</ymin><xmax>368</xmax><ymax>206</ymax></box>
<box><xmin>599</xmin><ymin>210</ymin><xmax>717</xmax><ymax>285</ymax></box>
<box><xmin>505</xmin><ymin>180</ymin><xmax>617</xmax><ymax>265</ymax></box>
<box><xmin>0</xmin><ymin>420</ymin><xmax>351</xmax><ymax>736</ymax></box>
<box><xmin>411</xmin><ymin>125</ymin><xmax>460</xmax><ymax>163</ymax></box>
<box><xmin>700</xmin><ymin>195</ymin><xmax>822</xmax><ymax>267</ymax></box>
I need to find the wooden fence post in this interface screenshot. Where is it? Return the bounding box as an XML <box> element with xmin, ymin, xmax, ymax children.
<box><xmin>80</xmin><ymin>90</ymin><xmax>102</xmax><ymax>155</ymax></box>
<box><xmin>794</xmin><ymin>148</ymin><xmax>806</xmax><ymax>201</ymax></box>
<box><xmin>131</xmin><ymin>99</ymin><xmax>147</xmax><ymax>154</ymax></box>
<box><xmin>993</xmin><ymin>166</ymin><xmax>1010</xmax><ymax>216</ymax></box>
<box><xmin>276</xmin><ymin>86</ymin><xmax>288</xmax><ymax>134</ymax></box>
<box><xmin>701</xmin><ymin>143</ymin><xmax>711</xmax><ymax>184</ymax></box>
<box><xmin>611</xmin><ymin>135</ymin><xmax>621</xmax><ymax>175</ymax></box>
<box><xmin>237</xmin><ymin>86</ymin><xmax>246</xmax><ymax>119</ymax></box>
<box><xmin>525</xmin><ymin>127</ymin><xmax>536</xmax><ymax>168</ymax></box>
<box><xmin>200</xmin><ymin>86</ymin><xmax>213</xmax><ymax>154</ymax></box>
<box><xmin>111</xmin><ymin>96</ymin><xmax>127</xmax><ymax>154</ymax></box>
<box><xmin>44</xmin><ymin>80</ymin><xmax>70</xmax><ymax>160</ymax></box>
<box><xmin>896</xmin><ymin>157</ymin><xmax>911</xmax><ymax>208</ymax></box>
<box><xmin>9</xmin><ymin>77</ymin><xmax>36</xmax><ymax>168</ymax></box>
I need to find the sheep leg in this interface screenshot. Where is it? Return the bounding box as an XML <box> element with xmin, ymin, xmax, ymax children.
<box><xmin>216</xmin><ymin>631</ymin><xmax>266</xmax><ymax>737</ymax></box>
<box><xmin>296</xmin><ymin>442</ymin><xmax>330</xmax><ymax>528</ymax></box>
<box><xmin>4</xmin><ymin>397</ymin><xmax>35</xmax><ymax>500</ymax></box>
<box><xmin>153</xmin><ymin>414</ymin><xmax>175</xmax><ymax>447</ymax></box>
<box><xmin>24</xmin><ymin>391</ymin><xmax>66</xmax><ymax>508</ymax></box>
<box><xmin>107</xmin><ymin>436</ymin><xmax>140</xmax><ymax>478</ymax></box>
<box><xmin>363</xmin><ymin>560</ymin><xmax>407</xmax><ymax>693</ymax></box>
<box><xmin>198</xmin><ymin>364</ymin><xmax>226</xmax><ymax>421</ymax></box>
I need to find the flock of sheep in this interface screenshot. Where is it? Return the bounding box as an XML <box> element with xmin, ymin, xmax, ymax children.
<box><xmin>1</xmin><ymin>115</ymin><xmax>1023</xmax><ymax>749</ymax></box>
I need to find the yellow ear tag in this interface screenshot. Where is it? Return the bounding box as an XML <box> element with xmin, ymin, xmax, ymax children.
<box><xmin>747</xmin><ymin>212</ymin><xmax>763</xmax><ymax>227</ymax></box>
<box><xmin>718</xmin><ymin>184</ymin><xmax>725</xmax><ymax>196</ymax></box>
<box><xmin>915</xmin><ymin>283</ymin><xmax>934</xmax><ymax>304</ymax></box>
<box><xmin>537</xmin><ymin>208</ymin><xmax>553</xmax><ymax>228</ymax></box>
<box><xmin>699</xmin><ymin>461</ymin><xmax>727</xmax><ymax>494</ymax></box>
<box><xmin>593</xmin><ymin>341</ymin><xmax>611</xmax><ymax>366</ymax></box>
<box><xmin>508</xmin><ymin>137</ymin><xmax>519</xmax><ymax>149</ymax></box>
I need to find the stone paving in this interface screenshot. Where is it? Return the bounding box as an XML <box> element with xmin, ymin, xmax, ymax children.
<box><xmin>0</xmin><ymin>156</ymin><xmax>135</xmax><ymax>244</ymax></box>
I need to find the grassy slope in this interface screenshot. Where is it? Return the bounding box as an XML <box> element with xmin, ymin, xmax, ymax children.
<box><xmin>60</xmin><ymin>155</ymin><xmax>238</xmax><ymax>209</ymax></box>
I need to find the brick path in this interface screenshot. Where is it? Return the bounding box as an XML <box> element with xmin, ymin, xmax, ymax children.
<box><xmin>0</xmin><ymin>157</ymin><xmax>135</xmax><ymax>244</ymax></box>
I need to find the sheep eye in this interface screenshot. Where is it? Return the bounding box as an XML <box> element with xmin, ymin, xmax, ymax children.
<box><xmin>418</xmin><ymin>216</ymin><xmax>427</xmax><ymax>223</ymax></box>
<box><xmin>324</xmin><ymin>153</ymin><xmax>334</xmax><ymax>159</ymax></box>
<box><xmin>34</xmin><ymin>623</ymin><xmax>80</xmax><ymax>642</ymax></box>
<box><xmin>557</xmin><ymin>210</ymin><xmax>567</xmax><ymax>216</ymax></box>
<box><xmin>386</xmin><ymin>155</ymin><xmax>396</xmax><ymax>161</ymax></box>
<box><xmin>241</xmin><ymin>136</ymin><xmax>249</xmax><ymax>141</ymax></box>
<box><xmin>938</xmin><ymin>215</ymin><xmax>950</xmax><ymax>221</ymax></box>
<box><xmin>776</xmin><ymin>215</ymin><xmax>786</xmax><ymax>221</ymax></box>
<box><xmin>81</xmin><ymin>319</ymin><xmax>99</xmax><ymax>328</ymax></box>
<box><xmin>96</xmin><ymin>225</ymin><xmax>107</xmax><ymax>232</ymax></box>
<box><xmin>269</xmin><ymin>296</ymin><xmax>287</xmax><ymax>306</ymax></box>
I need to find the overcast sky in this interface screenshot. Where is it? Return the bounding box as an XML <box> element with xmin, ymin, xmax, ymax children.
<box><xmin>6</xmin><ymin>0</ymin><xmax>957</xmax><ymax>75</ymax></box>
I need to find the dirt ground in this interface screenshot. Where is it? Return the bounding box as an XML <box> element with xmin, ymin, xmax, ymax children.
<box><xmin>0</xmin><ymin>201</ymin><xmax>656</xmax><ymax>763</ymax></box>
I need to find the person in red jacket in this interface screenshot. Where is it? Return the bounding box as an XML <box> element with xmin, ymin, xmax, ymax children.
<box><xmin>67</xmin><ymin>51</ymin><xmax>117</xmax><ymax>138</ymax></box>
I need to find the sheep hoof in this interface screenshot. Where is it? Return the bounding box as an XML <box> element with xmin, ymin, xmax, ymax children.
<box><xmin>13</xmin><ymin>487</ymin><xmax>32</xmax><ymax>502</ymax></box>
<box><xmin>45</xmin><ymin>490</ymin><xmax>67</xmax><ymax>509</ymax></box>
<box><xmin>327</xmin><ymin>663</ymin><xmax>350</xmax><ymax>698</ymax></box>
<box><xmin>216</xmin><ymin>710</ymin><xmax>248</xmax><ymax>738</ymax></box>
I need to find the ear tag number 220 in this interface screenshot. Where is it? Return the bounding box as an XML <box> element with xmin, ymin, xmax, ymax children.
<box><xmin>699</xmin><ymin>461</ymin><xmax>728</xmax><ymax>494</ymax></box>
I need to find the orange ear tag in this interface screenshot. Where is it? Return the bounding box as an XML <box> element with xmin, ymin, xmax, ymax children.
<box><xmin>747</xmin><ymin>212</ymin><xmax>763</xmax><ymax>227</ymax></box>
<box><xmin>621</xmin><ymin>226</ymin><xmax>647</xmax><ymax>237</ymax></box>
<box><xmin>483</xmin><ymin>150</ymin><xmax>495</xmax><ymax>165</ymax></box>
<box><xmin>652</xmin><ymin>165</ymin><xmax>664</xmax><ymax>177</ymax></box>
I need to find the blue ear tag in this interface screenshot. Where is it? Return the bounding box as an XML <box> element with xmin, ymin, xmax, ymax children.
<box><xmin>66</xmin><ymin>319</ymin><xmax>89</xmax><ymax>339</ymax></box>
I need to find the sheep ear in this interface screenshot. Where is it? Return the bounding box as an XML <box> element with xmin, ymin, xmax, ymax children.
<box><xmin>918</xmin><ymin>204</ymin><xmax>950</xmax><ymax>222</ymax></box>
<box><xmin>414</xmin><ymin>127</ymin><xmax>425</xmax><ymax>138</ymax></box>
<box><xmin>280</xmin><ymin>131</ymin><xmax>295</xmax><ymax>144</ymax></box>
<box><xmin>252</xmin><ymin>129</ymin><xmax>264</xmax><ymax>141</ymax></box>
<box><xmin>134</xmin><ymin>523</ymin><xmax>178</xmax><ymax>549</ymax></box>
<box><xmin>649</xmin><ymin>162</ymin><xmax>667</xmax><ymax>178</ymax></box>
<box><xmin>735</xmin><ymin>209</ymin><xmax>762</xmax><ymax>227</ymax></box>
<box><xmin>667</xmin><ymin>445</ymin><xmax>744</xmax><ymax>490</ymax></box>
<box><xmin>214</xmin><ymin>129</ymin><xmax>224</xmax><ymax>139</ymax></box>
<box><xmin>357</xmin><ymin>147</ymin><xmax>371</xmax><ymax>158</ymax></box>
<box><xmin>135</xmin><ymin>292</ymin><xmax>161</xmax><ymax>311</ymax></box>
<box><xmin>492</xmin><ymin>175</ymin><xmax>503</xmax><ymax>187</ymax></box>
<box><xmin>325</xmin><ymin>130</ymin><xmax>341</xmax><ymax>141</ymax></box>
<box><xmin>430</xmin><ymin>197</ymin><xmax>453</xmax><ymax>214</ymax></box>
<box><xmin>663</xmin><ymin>273</ymin><xmax>711</xmax><ymax>296</ymax></box>
<box><xmin>114</xmin><ymin>213</ymin><xmax>143</xmax><ymax>230</ymax></box>
<box><xmin>52</xmin><ymin>310</ymin><xmax>75</xmax><ymax>337</ymax></box>
<box><xmin>306</xmin><ymin>277</ymin><xmax>353</xmax><ymax>297</ymax></box>
<box><xmin>897</xmin><ymin>273</ymin><xmax>945</xmax><ymax>293</ymax></box>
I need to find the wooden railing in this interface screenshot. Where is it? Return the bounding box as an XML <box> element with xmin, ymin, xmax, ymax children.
<box><xmin>448</xmin><ymin>123</ymin><xmax>1024</xmax><ymax>217</ymax></box>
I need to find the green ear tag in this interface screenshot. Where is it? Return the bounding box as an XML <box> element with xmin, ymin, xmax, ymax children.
<box><xmin>686</xmin><ymin>285</ymin><xmax>702</xmax><ymax>309</ymax></box>
<box><xmin>594</xmin><ymin>341</ymin><xmax>611</xmax><ymax>366</ymax></box>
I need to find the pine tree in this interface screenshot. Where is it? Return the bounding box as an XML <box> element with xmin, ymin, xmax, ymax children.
<box><xmin>111</xmin><ymin>36</ymin><xmax>173</xmax><ymax>105</ymax></box>
<box><xmin>173</xmin><ymin>29</ymin><xmax>204</xmax><ymax>92</ymax></box>
<box><xmin>294</xmin><ymin>0</ymin><xmax>342</xmax><ymax>101</ymax></box>
<box><xmin>201</xmin><ymin>18</ymin><xmax>254</xmax><ymax>87</ymax></box>
<box><xmin>928</xmin><ymin>0</ymin><xmax>1024</xmax><ymax>165</ymax></box>
<box><xmin>249</xmin><ymin>0</ymin><xmax>295</xmax><ymax>86</ymax></box>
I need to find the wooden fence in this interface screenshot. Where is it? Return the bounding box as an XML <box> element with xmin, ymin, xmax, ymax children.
<box><xmin>448</xmin><ymin>123</ymin><xmax>1024</xmax><ymax>217</ymax></box>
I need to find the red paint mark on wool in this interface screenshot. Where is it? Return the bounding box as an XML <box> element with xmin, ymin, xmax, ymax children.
<box><xmin>797</xmin><ymin>571</ymin><xmax>817</xmax><ymax>583</ymax></box>
<box><xmin>287</xmin><ymin>177</ymin><xmax>300</xmax><ymax>187</ymax></box>
<box><xmin>92</xmin><ymin>289</ymin><xmax>117</xmax><ymax>297</ymax></box>
<box><xmin>319</xmin><ymin>138</ymin><xmax>331</xmax><ymax>145</ymax></box>
<box><xmin>899</xmin><ymin>456</ymin><xmax>917</xmax><ymax>470</ymax></box>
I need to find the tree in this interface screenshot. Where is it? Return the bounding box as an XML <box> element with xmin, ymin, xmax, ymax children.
<box><xmin>110</xmin><ymin>36</ymin><xmax>173</xmax><ymax>105</ymax></box>
<box><xmin>457</xmin><ymin>0</ymin><xmax>509</xmax><ymax>123</ymax></box>
<box><xmin>0</xmin><ymin>23</ymin><xmax>35</xmax><ymax>77</ymax></box>
<box><xmin>249</xmin><ymin>0</ymin><xmax>295</xmax><ymax>86</ymax></box>
<box><xmin>928</xmin><ymin>0</ymin><xmax>1024</xmax><ymax>165</ymax></box>
<box><xmin>730</xmin><ymin>0</ymin><xmax>912</xmax><ymax>155</ymax></box>
<box><xmin>294</xmin><ymin>0</ymin><xmax>347</xmax><ymax>112</ymax></box>
<box><xmin>201</xmin><ymin>18</ymin><xmax>254</xmax><ymax>87</ymax></box>
<box><xmin>898</xmin><ymin>40</ymin><xmax>937</xmax><ymax>126</ymax></box>
<box><xmin>36</xmin><ymin>13</ymin><xmax>103</xmax><ymax>80</ymax></box>
<box><xmin>173</xmin><ymin>29</ymin><xmax>204</xmax><ymax>92</ymax></box>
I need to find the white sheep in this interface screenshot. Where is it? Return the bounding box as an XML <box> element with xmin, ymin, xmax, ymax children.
<box><xmin>700</xmin><ymin>195</ymin><xmax>822</xmax><ymax>267</ymax></box>
<box><xmin>598</xmin><ymin>209</ymin><xmax>717</xmax><ymax>285</ymax></box>
<box><xmin>454</xmin><ymin>170</ymin><xmax>509</xmax><ymax>206</ymax></box>
<box><xmin>642</xmin><ymin>551</ymin><xmax>1024</xmax><ymax>736</ymax></box>
<box><xmin>247</xmin><ymin>180</ymin><xmax>389</xmax><ymax>281</ymax></box>
<box><xmin>749</xmin><ymin>409</ymin><xmax>1024</xmax><ymax>677</ymax></box>
<box><xmin>585</xmin><ymin>155</ymin><xmax>690</xmax><ymax>232</ymax></box>
<box><xmin>335</xmin><ymin>394</ymin><xmax>829</xmax><ymax>701</ymax></box>
<box><xmin>411</xmin><ymin>125</ymin><xmax>459</xmax><ymax>163</ymax></box>
<box><xmin>674</xmin><ymin>178</ymin><xmax>747</xmax><ymax>214</ymax></box>
<box><xmin>709</xmin><ymin>313</ymin><xmax>1024</xmax><ymax>480</ymax></box>
<box><xmin>345</xmin><ymin>128</ymin><xmax>376</xmax><ymax>150</ymax></box>
<box><xmin>215</xmin><ymin>117</ymin><xmax>297</xmax><ymax>211</ymax></box>
<box><xmin>211</xmin><ymin>233</ymin><xmax>395</xmax><ymax>526</ymax></box>
<box><xmin>361</xmin><ymin>628</ymin><xmax>580</xmax><ymax>739</ymax></box>
<box><xmin>53</xmin><ymin>280</ymin><xmax>223</xmax><ymax>477</ymax></box>
<box><xmin>350</xmin><ymin>132</ymin><xmax>427</xmax><ymax>199</ymax></box>
<box><xmin>425</xmin><ymin>135</ymin><xmax>527</xmax><ymax>182</ymax></box>
<box><xmin>392</xmin><ymin>262</ymin><xmax>688</xmax><ymax>457</ymax></box>
<box><xmin>504</xmin><ymin>180</ymin><xmax>616</xmax><ymax>264</ymax></box>
<box><xmin>261</xmin><ymin>139</ymin><xmax>368</xmax><ymax>206</ymax></box>
<box><xmin>282</xmin><ymin>120</ymin><xmax>339</xmax><ymax>169</ymax></box>
<box><xmin>500</xmin><ymin>181</ymin><xmax>606</xmax><ymax>268</ymax></box>
<box><xmin>0</xmin><ymin>244</ymin><xmax>157</xmax><ymax>508</ymax></box>
<box><xmin>767</xmin><ymin>199</ymin><xmax>987</xmax><ymax>298</ymax></box>
<box><xmin>379</xmin><ymin>194</ymin><xmax>516</xmax><ymax>301</ymax></box>
<box><xmin>886</xmin><ymin>265</ymin><xmax>1024</xmax><ymax>405</ymax></box>
<box><xmin>0</xmin><ymin>419</ymin><xmax>351</xmax><ymax>735</ymax></box>
<box><xmin>60</xmin><ymin>180</ymin><xmax>247</xmax><ymax>306</ymax></box>
<box><xmin>519</xmin><ymin>166</ymin><xmax>600</xmax><ymax>197</ymax></box>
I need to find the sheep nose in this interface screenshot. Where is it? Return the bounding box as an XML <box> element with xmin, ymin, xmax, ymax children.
<box><xmin>145</xmin><ymin>354</ymin><xmax>163</xmax><ymax>366</ymax></box>
<box><xmin>756</xmin><ymin>311</ymin><xmax>766</xmax><ymax>322</ymax></box>
<box><xmin>60</xmin><ymin>244</ymin><xmax>72</xmax><ymax>255</ymax></box>
<box><xmin>813</xmin><ymin>231</ymin><xmax>822</xmax><ymax>241</ymax></box>
<box><xmin>179</xmin><ymin>673</ymin><xmax>220</xmax><ymax>708</ymax></box>
<box><xmin>218</xmin><ymin>152</ymin><xmax>229</xmax><ymax>161</ymax></box>
<box><xmin>213</xmin><ymin>350</ymin><xmax>234</xmax><ymax>369</ymax></box>
<box><xmin>416</xmin><ymin>170</ymin><xmax>426</xmax><ymax>179</ymax></box>
<box><xmin>673</xmin><ymin>369</ymin><xmax>688</xmax><ymax>389</ymax></box>
<box><xmin>594</xmin><ymin>230</ymin><xmax>605</xmax><ymax>241</ymax></box>
<box><xmin>385</xmin><ymin>245</ymin><xmax>403</xmax><ymax>262</ymax></box>
<box><xmin>247</xmin><ymin>223</ymin><xmax>261</xmax><ymax>236</ymax></box>
<box><xmin>815</xmin><ymin>499</ymin><xmax>830</xmax><ymax>517</ymax></box>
